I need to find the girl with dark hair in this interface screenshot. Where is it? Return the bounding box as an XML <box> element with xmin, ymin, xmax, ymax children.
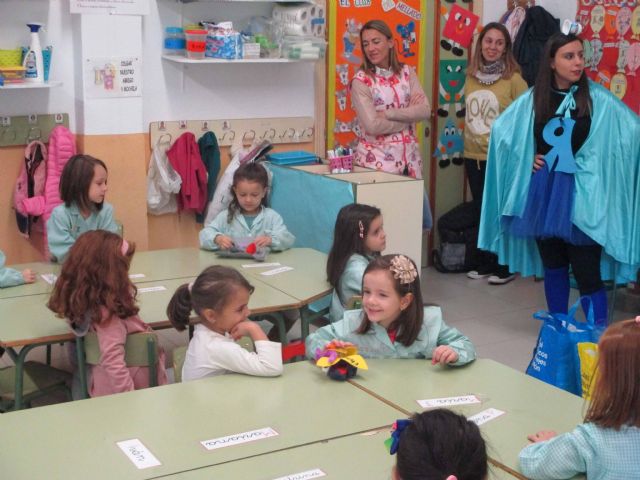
<box><xmin>479</xmin><ymin>27</ymin><xmax>640</xmax><ymax>327</ymax></box>
<box><xmin>48</xmin><ymin>230</ymin><xmax>167</xmax><ymax>397</ymax></box>
<box><xmin>307</xmin><ymin>254</ymin><xmax>475</xmax><ymax>366</ymax></box>
<box><xmin>391</xmin><ymin>409</ymin><xmax>488</xmax><ymax>480</ymax></box>
<box><xmin>520</xmin><ymin>317</ymin><xmax>640</xmax><ymax>478</ymax></box>
<box><xmin>167</xmin><ymin>265</ymin><xmax>283</xmax><ymax>381</ymax></box>
<box><xmin>350</xmin><ymin>19</ymin><xmax>432</xmax><ymax>229</ymax></box>
<box><xmin>464</xmin><ymin>22</ymin><xmax>528</xmax><ymax>285</ymax></box>
<box><xmin>326</xmin><ymin>203</ymin><xmax>385</xmax><ymax>323</ymax></box>
<box><xmin>47</xmin><ymin>154</ymin><xmax>119</xmax><ymax>262</ymax></box>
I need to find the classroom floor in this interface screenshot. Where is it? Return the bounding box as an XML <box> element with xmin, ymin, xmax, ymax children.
<box><xmin>3</xmin><ymin>267</ymin><xmax>635</xmax><ymax>407</ymax></box>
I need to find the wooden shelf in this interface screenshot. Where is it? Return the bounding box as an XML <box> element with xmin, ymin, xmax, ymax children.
<box><xmin>162</xmin><ymin>54</ymin><xmax>319</xmax><ymax>64</ymax></box>
<box><xmin>0</xmin><ymin>81</ymin><xmax>62</xmax><ymax>90</ymax></box>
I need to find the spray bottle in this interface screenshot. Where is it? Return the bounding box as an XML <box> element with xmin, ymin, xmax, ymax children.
<box><xmin>23</xmin><ymin>23</ymin><xmax>45</xmax><ymax>83</ymax></box>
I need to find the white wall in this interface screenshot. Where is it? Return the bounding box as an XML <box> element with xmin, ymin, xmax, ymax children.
<box><xmin>483</xmin><ymin>1</ymin><xmax>578</xmax><ymax>25</ymax></box>
<box><xmin>0</xmin><ymin>0</ymin><xmax>316</xmax><ymax>135</ymax></box>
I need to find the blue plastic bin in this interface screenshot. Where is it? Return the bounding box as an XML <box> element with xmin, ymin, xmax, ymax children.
<box><xmin>266</xmin><ymin>151</ymin><xmax>319</xmax><ymax>166</ymax></box>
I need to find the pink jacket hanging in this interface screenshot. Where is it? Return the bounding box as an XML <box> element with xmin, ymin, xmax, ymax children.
<box><xmin>167</xmin><ymin>132</ymin><xmax>208</xmax><ymax>214</ymax></box>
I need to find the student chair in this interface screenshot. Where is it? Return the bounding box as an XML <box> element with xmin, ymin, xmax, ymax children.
<box><xmin>79</xmin><ymin>331</ymin><xmax>159</xmax><ymax>398</ymax></box>
<box><xmin>346</xmin><ymin>295</ymin><xmax>363</xmax><ymax>310</ymax></box>
<box><xmin>0</xmin><ymin>361</ymin><xmax>71</xmax><ymax>412</ymax></box>
<box><xmin>172</xmin><ymin>345</ymin><xmax>187</xmax><ymax>383</ymax></box>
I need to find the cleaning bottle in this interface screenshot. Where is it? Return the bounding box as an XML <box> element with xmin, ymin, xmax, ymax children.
<box><xmin>23</xmin><ymin>22</ymin><xmax>45</xmax><ymax>83</ymax></box>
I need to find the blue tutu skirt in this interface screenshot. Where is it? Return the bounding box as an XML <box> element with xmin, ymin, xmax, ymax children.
<box><xmin>502</xmin><ymin>168</ymin><xmax>595</xmax><ymax>245</ymax></box>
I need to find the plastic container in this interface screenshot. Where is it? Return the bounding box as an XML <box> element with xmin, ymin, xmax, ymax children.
<box><xmin>0</xmin><ymin>65</ymin><xmax>26</xmax><ymax>85</ymax></box>
<box><xmin>185</xmin><ymin>29</ymin><xmax>207</xmax><ymax>60</ymax></box>
<box><xmin>267</xmin><ymin>151</ymin><xmax>319</xmax><ymax>166</ymax></box>
<box><xmin>329</xmin><ymin>154</ymin><xmax>353</xmax><ymax>172</ymax></box>
<box><xmin>0</xmin><ymin>48</ymin><xmax>23</xmax><ymax>66</ymax></box>
<box><xmin>23</xmin><ymin>22</ymin><xmax>44</xmax><ymax>83</ymax></box>
<box><xmin>164</xmin><ymin>27</ymin><xmax>185</xmax><ymax>56</ymax></box>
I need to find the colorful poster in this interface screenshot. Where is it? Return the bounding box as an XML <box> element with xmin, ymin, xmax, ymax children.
<box><xmin>577</xmin><ymin>0</ymin><xmax>640</xmax><ymax>115</ymax></box>
<box><xmin>83</xmin><ymin>57</ymin><xmax>142</xmax><ymax>98</ymax></box>
<box><xmin>327</xmin><ymin>0</ymin><xmax>426</xmax><ymax>149</ymax></box>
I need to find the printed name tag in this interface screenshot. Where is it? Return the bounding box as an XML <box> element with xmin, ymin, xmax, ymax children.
<box><xmin>201</xmin><ymin>427</ymin><xmax>279</xmax><ymax>451</ymax></box>
<box><xmin>138</xmin><ymin>286</ymin><xmax>167</xmax><ymax>293</ymax></box>
<box><xmin>272</xmin><ymin>469</ymin><xmax>326</xmax><ymax>480</ymax></box>
<box><xmin>260</xmin><ymin>266</ymin><xmax>294</xmax><ymax>276</ymax></box>
<box><xmin>116</xmin><ymin>439</ymin><xmax>161</xmax><ymax>469</ymax></box>
<box><xmin>40</xmin><ymin>273</ymin><xmax>57</xmax><ymax>285</ymax></box>
<box><xmin>468</xmin><ymin>408</ymin><xmax>506</xmax><ymax>426</ymax></box>
<box><xmin>417</xmin><ymin>395</ymin><xmax>481</xmax><ymax>409</ymax></box>
<box><xmin>129</xmin><ymin>273</ymin><xmax>146</xmax><ymax>279</ymax></box>
<box><xmin>242</xmin><ymin>262</ymin><xmax>281</xmax><ymax>269</ymax></box>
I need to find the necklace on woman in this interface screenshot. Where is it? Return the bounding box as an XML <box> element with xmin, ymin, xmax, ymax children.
<box><xmin>474</xmin><ymin>59</ymin><xmax>505</xmax><ymax>85</ymax></box>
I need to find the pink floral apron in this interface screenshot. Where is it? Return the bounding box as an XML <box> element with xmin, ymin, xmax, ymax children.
<box><xmin>352</xmin><ymin>65</ymin><xmax>423</xmax><ymax>179</ymax></box>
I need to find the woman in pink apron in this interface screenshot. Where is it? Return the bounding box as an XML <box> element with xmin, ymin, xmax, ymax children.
<box><xmin>350</xmin><ymin>19</ymin><xmax>432</xmax><ymax>227</ymax></box>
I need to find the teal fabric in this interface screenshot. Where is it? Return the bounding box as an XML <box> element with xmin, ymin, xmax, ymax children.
<box><xmin>329</xmin><ymin>253</ymin><xmax>373</xmax><ymax>323</ymax></box>
<box><xmin>0</xmin><ymin>250</ymin><xmax>24</xmax><ymax>288</ymax></box>
<box><xmin>268</xmin><ymin>164</ymin><xmax>355</xmax><ymax>253</ymax></box>
<box><xmin>196</xmin><ymin>131</ymin><xmax>221</xmax><ymax>224</ymax></box>
<box><xmin>243</xmin><ymin>214</ymin><xmax>256</xmax><ymax>229</ymax></box>
<box><xmin>47</xmin><ymin>202</ymin><xmax>118</xmax><ymax>262</ymax></box>
<box><xmin>305</xmin><ymin>306</ymin><xmax>476</xmax><ymax>366</ymax></box>
<box><xmin>519</xmin><ymin>423</ymin><xmax>640</xmax><ymax>479</ymax></box>
<box><xmin>199</xmin><ymin>206</ymin><xmax>294</xmax><ymax>251</ymax></box>
<box><xmin>479</xmin><ymin>81</ymin><xmax>640</xmax><ymax>283</ymax></box>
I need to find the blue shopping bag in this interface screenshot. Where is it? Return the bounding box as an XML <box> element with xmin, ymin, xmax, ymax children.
<box><xmin>526</xmin><ymin>298</ymin><xmax>599</xmax><ymax>395</ymax></box>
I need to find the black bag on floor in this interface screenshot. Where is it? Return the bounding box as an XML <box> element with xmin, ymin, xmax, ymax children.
<box><xmin>432</xmin><ymin>202</ymin><xmax>480</xmax><ymax>273</ymax></box>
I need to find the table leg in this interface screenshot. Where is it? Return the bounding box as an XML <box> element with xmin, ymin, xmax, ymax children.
<box><xmin>75</xmin><ymin>336</ymin><xmax>89</xmax><ymax>399</ymax></box>
<box><xmin>12</xmin><ymin>342</ymin><xmax>49</xmax><ymax>410</ymax></box>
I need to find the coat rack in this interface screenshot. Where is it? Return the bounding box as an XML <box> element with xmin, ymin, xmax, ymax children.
<box><xmin>148</xmin><ymin>117</ymin><xmax>315</xmax><ymax>148</ymax></box>
<box><xmin>0</xmin><ymin>113</ymin><xmax>70</xmax><ymax>147</ymax></box>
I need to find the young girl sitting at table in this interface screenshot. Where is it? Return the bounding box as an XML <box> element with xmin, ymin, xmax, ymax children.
<box><xmin>47</xmin><ymin>154</ymin><xmax>119</xmax><ymax>262</ymax></box>
<box><xmin>519</xmin><ymin>316</ymin><xmax>640</xmax><ymax>479</ymax></box>
<box><xmin>167</xmin><ymin>265</ymin><xmax>283</xmax><ymax>382</ymax></box>
<box><xmin>389</xmin><ymin>409</ymin><xmax>488</xmax><ymax>480</ymax></box>
<box><xmin>306</xmin><ymin>254</ymin><xmax>476</xmax><ymax>366</ymax></box>
<box><xmin>0</xmin><ymin>249</ymin><xmax>35</xmax><ymax>288</ymax></box>
<box><xmin>47</xmin><ymin>230</ymin><xmax>168</xmax><ymax>397</ymax></box>
<box><xmin>327</xmin><ymin>203</ymin><xmax>385</xmax><ymax>323</ymax></box>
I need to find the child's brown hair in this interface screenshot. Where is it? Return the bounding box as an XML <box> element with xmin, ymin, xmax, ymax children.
<box><xmin>48</xmin><ymin>230</ymin><xmax>137</xmax><ymax>326</ymax></box>
<box><xmin>59</xmin><ymin>154</ymin><xmax>108</xmax><ymax>213</ymax></box>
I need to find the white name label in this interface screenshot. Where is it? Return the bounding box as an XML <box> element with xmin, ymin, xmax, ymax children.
<box><xmin>272</xmin><ymin>469</ymin><xmax>326</xmax><ymax>480</ymax></box>
<box><xmin>242</xmin><ymin>262</ymin><xmax>281</xmax><ymax>269</ymax></box>
<box><xmin>417</xmin><ymin>395</ymin><xmax>481</xmax><ymax>409</ymax></box>
<box><xmin>468</xmin><ymin>408</ymin><xmax>506</xmax><ymax>426</ymax></box>
<box><xmin>116</xmin><ymin>439</ymin><xmax>161</xmax><ymax>469</ymax></box>
<box><xmin>201</xmin><ymin>427</ymin><xmax>279</xmax><ymax>450</ymax></box>
<box><xmin>138</xmin><ymin>286</ymin><xmax>167</xmax><ymax>293</ymax></box>
<box><xmin>260</xmin><ymin>266</ymin><xmax>294</xmax><ymax>276</ymax></box>
<box><xmin>129</xmin><ymin>273</ymin><xmax>146</xmax><ymax>279</ymax></box>
<box><xmin>40</xmin><ymin>273</ymin><xmax>58</xmax><ymax>285</ymax></box>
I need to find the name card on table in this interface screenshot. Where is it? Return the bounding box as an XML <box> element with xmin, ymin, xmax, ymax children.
<box><xmin>129</xmin><ymin>273</ymin><xmax>146</xmax><ymax>279</ymax></box>
<box><xmin>272</xmin><ymin>469</ymin><xmax>327</xmax><ymax>480</ymax></box>
<box><xmin>242</xmin><ymin>262</ymin><xmax>281</xmax><ymax>269</ymax></box>
<box><xmin>116</xmin><ymin>439</ymin><xmax>161</xmax><ymax>469</ymax></box>
<box><xmin>417</xmin><ymin>395</ymin><xmax>481</xmax><ymax>409</ymax></box>
<box><xmin>138</xmin><ymin>286</ymin><xmax>167</xmax><ymax>293</ymax></box>
<box><xmin>40</xmin><ymin>273</ymin><xmax>58</xmax><ymax>284</ymax></box>
<box><xmin>201</xmin><ymin>427</ymin><xmax>279</xmax><ymax>451</ymax></box>
<box><xmin>468</xmin><ymin>408</ymin><xmax>506</xmax><ymax>426</ymax></box>
<box><xmin>260</xmin><ymin>266</ymin><xmax>294</xmax><ymax>276</ymax></box>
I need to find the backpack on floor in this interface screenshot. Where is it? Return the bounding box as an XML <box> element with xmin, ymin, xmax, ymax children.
<box><xmin>14</xmin><ymin>141</ymin><xmax>47</xmax><ymax>238</ymax></box>
<box><xmin>432</xmin><ymin>202</ymin><xmax>480</xmax><ymax>273</ymax></box>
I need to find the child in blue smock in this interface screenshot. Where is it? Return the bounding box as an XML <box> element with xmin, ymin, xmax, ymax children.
<box><xmin>0</xmin><ymin>250</ymin><xmax>35</xmax><ymax>288</ymax></box>
<box><xmin>47</xmin><ymin>154</ymin><xmax>118</xmax><ymax>262</ymax></box>
<box><xmin>519</xmin><ymin>317</ymin><xmax>640</xmax><ymax>479</ymax></box>
<box><xmin>327</xmin><ymin>203</ymin><xmax>386</xmax><ymax>323</ymax></box>
<box><xmin>199</xmin><ymin>161</ymin><xmax>294</xmax><ymax>252</ymax></box>
<box><xmin>307</xmin><ymin>254</ymin><xmax>476</xmax><ymax>366</ymax></box>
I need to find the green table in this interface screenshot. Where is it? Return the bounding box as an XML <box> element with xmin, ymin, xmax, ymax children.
<box><xmin>0</xmin><ymin>362</ymin><xmax>400</xmax><ymax>479</ymax></box>
<box><xmin>0</xmin><ymin>261</ymin><xmax>60</xmax><ymax>299</ymax></box>
<box><xmin>348</xmin><ymin>358</ymin><xmax>586</xmax><ymax>479</ymax></box>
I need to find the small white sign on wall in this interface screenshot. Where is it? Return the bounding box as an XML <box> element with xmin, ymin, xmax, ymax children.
<box><xmin>84</xmin><ymin>57</ymin><xmax>142</xmax><ymax>98</ymax></box>
<box><xmin>71</xmin><ymin>0</ymin><xmax>149</xmax><ymax>16</ymax></box>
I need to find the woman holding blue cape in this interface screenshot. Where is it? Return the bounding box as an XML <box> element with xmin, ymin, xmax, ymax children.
<box><xmin>478</xmin><ymin>21</ymin><xmax>640</xmax><ymax>328</ymax></box>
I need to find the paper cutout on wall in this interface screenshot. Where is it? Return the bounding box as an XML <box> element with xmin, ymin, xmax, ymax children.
<box><xmin>611</xmin><ymin>72</ymin><xmax>628</xmax><ymax>99</ymax></box>
<box><xmin>440</xmin><ymin>4</ymin><xmax>479</xmax><ymax>55</ymax></box>
<box><xmin>587</xmin><ymin>38</ymin><xmax>603</xmax><ymax>71</ymax></box>
<box><xmin>632</xmin><ymin>6</ymin><xmax>640</xmax><ymax>40</ymax></box>
<box><xmin>433</xmin><ymin>119</ymin><xmax>463</xmax><ymax>169</ymax></box>
<box><xmin>437</xmin><ymin>59</ymin><xmax>466</xmax><ymax>118</ymax></box>
<box><xmin>604</xmin><ymin>7</ymin><xmax>619</xmax><ymax>41</ymax></box>
<box><xmin>617</xmin><ymin>7</ymin><xmax>632</xmax><ymax>39</ymax></box>
<box><xmin>596</xmin><ymin>68</ymin><xmax>612</xmax><ymax>88</ymax></box>
<box><xmin>396</xmin><ymin>21</ymin><xmax>416</xmax><ymax>58</ymax></box>
<box><xmin>343</xmin><ymin>18</ymin><xmax>363</xmax><ymax>64</ymax></box>
<box><xmin>590</xmin><ymin>6</ymin><xmax>605</xmax><ymax>36</ymax></box>
<box><xmin>626</xmin><ymin>43</ymin><xmax>640</xmax><ymax>75</ymax></box>
<box><xmin>617</xmin><ymin>40</ymin><xmax>630</xmax><ymax>71</ymax></box>
<box><xmin>336</xmin><ymin>64</ymin><xmax>350</xmax><ymax>86</ymax></box>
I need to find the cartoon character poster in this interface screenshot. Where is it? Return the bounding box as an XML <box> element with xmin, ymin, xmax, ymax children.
<box><xmin>577</xmin><ymin>0</ymin><xmax>640</xmax><ymax>115</ymax></box>
<box><xmin>327</xmin><ymin>0</ymin><xmax>426</xmax><ymax>149</ymax></box>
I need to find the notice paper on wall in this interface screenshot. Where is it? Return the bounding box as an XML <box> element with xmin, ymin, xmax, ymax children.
<box><xmin>116</xmin><ymin>439</ymin><xmax>161</xmax><ymax>469</ymax></box>
<box><xmin>201</xmin><ymin>427</ymin><xmax>279</xmax><ymax>451</ymax></box>
<box><xmin>468</xmin><ymin>408</ymin><xmax>506</xmax><ymax>426</ymax></box>
<box><xmin>84</xmin><ymin>57</ymin><xmax>142</xmax><ymax>98</ymax></box>
<box><xmin>71</xmin><ymin>0</ymin><xmax>149</xmax><ymax>15</ymax></box>
<box><xmin>272</xmin><ymin>469</ymin><xmax>326</xmax><ymax>480</ymax></box>
<box><xmin>416</xmin><ymin>395</ymin><xmax>481</xmax><ymax>409</ymax></box>
<box><xmin>260</xmin><ymin>266</ymin><xmax>294</xmax><ymax>276</ymax></box>
<box><xmin>138</xmin><ymin>286</ymin><xmax>166</xmax><ymax>293</ymax></box>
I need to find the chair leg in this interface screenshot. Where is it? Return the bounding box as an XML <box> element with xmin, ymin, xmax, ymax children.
<box><xmin>147</xmin><ymin>337</ymin><xmax>158</xmax><ymax>388</ymax></box>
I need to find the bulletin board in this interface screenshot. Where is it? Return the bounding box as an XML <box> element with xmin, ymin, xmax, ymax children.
<box><xmin>576</xmin><ymin>0</ymin><xmax>640</xmax><ymax>115</ymax></box>
<box><xmin>326</xmin><ymin>0</ymin><xmax>427</xmax><ymax>150</ymax></box>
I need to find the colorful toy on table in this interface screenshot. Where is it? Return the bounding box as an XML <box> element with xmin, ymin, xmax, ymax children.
<box><xmin>314</xmin><ymin>340</ymin><xmax>368</xmax><ymax>381</ymax></box>
<box><xmin>215</xmin><ymin>236</ymin><xmax>268</xmax><ymax>261</ymax></box>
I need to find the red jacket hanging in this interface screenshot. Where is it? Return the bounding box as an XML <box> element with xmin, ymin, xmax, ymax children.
<box><xmin>167</xmin><ymin>132</ymin><xmax>208</xmax><ymax>214</ymax></box>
